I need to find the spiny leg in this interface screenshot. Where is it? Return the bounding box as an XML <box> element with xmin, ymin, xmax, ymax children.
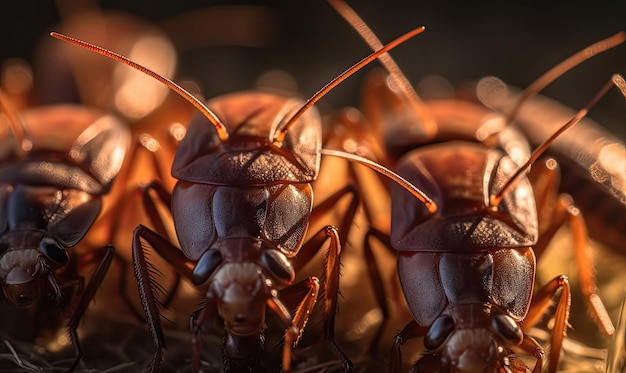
<box><xmin>101</xmin><ymin>138</ymin><xmax>178</xmax><ymax>318</ymax></box>
<box><xmin>267</xmin><ymin>277</ymin><xmax>320</xmax><ymax>372</ymax></box>
<box><xmin>141</xmin><ymin>181</ymin><xmax>183</xmax><ymax>308</ymax></box>
<box><xmin>66</xmin><ymin>245</ymin><xmax>114</xmax><ymax>372</ymax></box>
<box><xmin>112</xmin><ymin>249</ymin><xmax>145</xmax><ymax>322</ymax></box>
<box><xmin>132</xmin><ymin>225</ymin><xmax>194</xmax><ymax>373</ymax></box>
<box><xmin>293</xmin><ymin>225</ymin><xmax>353</xmax><ymax>372</ymax></box>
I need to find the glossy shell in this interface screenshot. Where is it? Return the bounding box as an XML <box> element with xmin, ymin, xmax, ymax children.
<box><xmin>172</xmin><ymin>92</ymin><xmax>321</xmax><ymax>186</ymax></box>
<box><xmin>397</xmin><ymin>248</ymin><xmax>536</xmax><ymax>327</ymax></box>
<box><xmin>0</xmin><ymin>185</ymin><xmax>101</xmax><ymax>248</ymax></box>
<box><xmin>390</xmin><ymin>142</ymin><xmax>538</xmax><ymax>252</ymax></box>
<box><xmin>0</xmin><ymin>105</ymin><xmax>129</xmax><ymax>248</ymax></box>
<box><xmin>0</xmin><ymin>105</ymin><xmax>130</xmax><ymax>195</ymax></box>
<box><xmin>172</xmin><ymin>182</ymin><xmax>313</xmax><ymax>260</ymax></box>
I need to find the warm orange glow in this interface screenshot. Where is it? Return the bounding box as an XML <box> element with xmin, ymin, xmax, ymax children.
<box><xmin>1</xmin><ymin>59</ymin><xmax>33</xmax><ymax>95</ymax></box>
<box><xmin>113</xmin><ymin>36</ymin><xmax>176</xmax><ymax>119</ymax></box>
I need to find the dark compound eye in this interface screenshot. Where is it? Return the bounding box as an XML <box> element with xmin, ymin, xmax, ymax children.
<box><xmin>38</xmin><ymin>238</ymin><xmax>69</xmax><ymax>265</ymax></box>
<box><xmin>192</xmin><ymin>249</ymin><xmax>222</xmax><ymax>285</ymax></box>
<box><xmin>261</xmin><ymin>249</ymin><xmax>295</xmax><ymax>284</ymax></box>
<box><xmin>0</xmin><ymin>242</ymin><xmax>8</xmax><ymax>256</ymax></box>
<box><xmin>424</xmin><ymin>315</ymin><xmax>455</xmax><ymax>350</ymax></box>
<box><xmin>492</xmin><ymin>313</ymin><xmax>523</xmax><ymax>345</ymax></box>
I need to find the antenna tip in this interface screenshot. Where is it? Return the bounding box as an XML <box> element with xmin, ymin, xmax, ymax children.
<box><xmin>50</xmin><ymin>31</ymin><xmax>65</xmax><ymax>40</ymax></box>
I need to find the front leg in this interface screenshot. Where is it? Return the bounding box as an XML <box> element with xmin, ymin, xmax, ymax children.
<box><xmin>132</xmin><ymin>224</ymin><xmax>195</xmax><ymax>373</ymax></box>
<box><xmin>189</xmin><ymin>294</ymin><xmax>219</xmax><ymax>373</ymax></box>
<box><xmin>390</xmin><ymin>320</ymin><xmax>426</xmax><ymax>373</ymax></box>
<box><xmin>293</xmin><ymin>225</ymin><xmax>353</xmax><ymax>372</ymax></box>
<box><xmin>267</xmin><ymin>277</ymin><xmax>320</xmax><ymax>372</ymax></box>
<box><xmin>66</xmin><ymin>245</ymin><xmax>114</xmax><ymax>373</ymax></box>
<box><xmin>522</xmin><ymin>275</ymin><xmax>571</xmax><ymax>373</ymax></box>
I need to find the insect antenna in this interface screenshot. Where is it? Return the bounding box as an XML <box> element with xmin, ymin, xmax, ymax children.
<box><xmin>49</xmin><ymin>32</ymin><xmax>230</xmax><ymax>142</ymax></box>
<box><xmin>326</xmin><ymin>0</ymin><xmax>437</xmax><ymax>138</ymax></box>
<box><xmin>504</xmin><ymin>32</ymin><xmax>625</xmax><ymax>124</ymax></box>
<box><xmin>490</xmin><ymin>73</ymin><xmax>626</xmax><ymax>208</ymax></box>
<box><xmin>273</xmin><ymin>25</ymin><xmax>426</xmax><ymax>144</ymax></box>
<box><xmin>0</xmin><ymin>89</ymin><xmax>32</xmax><ymax>152</ymax></box>
<box><xmin>321</xmin><ymin>148</ymin><xmax>437</xmax><ymax>214</ymax></box>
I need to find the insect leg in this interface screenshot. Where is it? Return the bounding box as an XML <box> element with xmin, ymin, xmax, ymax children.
<box><xmin>132</xmin><ymin>225</ymin><xmax>195</xmax><ymax>373</ymax></box>
<box><xmin>362</xmin><ymin>227</ymin><xmax>397</xmax><ymax>358</ymax></box>
<box><xmin>266</xmin><ymin>277</ymin><xmax>320</xmax><ymax>373</ymax></box>
<box><xmin>66</xmin><ymin>244</ymin><xmax>114</xmax><ymax>373</ymax></box>
<box><xmin>292</xmin><ymin>225</ymin><xmax>352</xmax><ymax>371</ymax></box>
<box><xmin>311</xmin><ymin>184</ymin><xmax>360</xmax><ymax>246</ymax></box>
<box><xmin>530</xmin><ymin>158</ymin><xmax>615</xmax><ymax>335</ymax></box>
<box><xmin>111</xmin><ymin>249</ymin><xmax>146</xmax><ymax>322</ymax></box>
<box><xmin>517</xmin><ymin>335</ymin><xmax>545</xmax><ymax>373</ymax></box>
<box><xmin>97</xmin><ymin>136</ymin><xmax>179</xmax><ymax>319</ymax></box>
<box><xmin>523</xmin><ymin>275</ymin><xmax>571</xmax><ymax>373</ymax></box>
<box><xmin>390</xmin><ymin>320</ymin><xmax>427</xmax><ymax>373</ymax></box>
<box><xmin>141</xmin><ymin>181</ymin><xmax>182</xmax><ymax>308</ymax></box>
<box><xmin>189</xmin><ymin>297</ymin><xmax>218</xmax><ymax>373</ymax></box>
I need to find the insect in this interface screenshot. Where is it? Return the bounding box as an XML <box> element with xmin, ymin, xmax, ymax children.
<box><xmin>50</xmin><ymin>23</ymin><xmax>435</xmax><ymax>372</ymax></box>
<box><xmin>484</xmin><ymin>83</ymin><xmax>626</xmax><ymax>255</ymax></box>
<box><xmin>325</xmin><ymin>1</ymin><xmax>624</xmax><ymax>371</ymax></box>
<box><xmin>0</xmin><ymin>91</ymin><xmax>130</xmax><ymax>372</ymax></box>
<box><xmin>385</xmin><ymin>76</ymin><xmax>624</xmax><ymax>373</ymax></box>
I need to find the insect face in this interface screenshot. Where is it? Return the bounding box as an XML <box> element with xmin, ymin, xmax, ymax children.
<box><xmin>0</xmin><ymin>246</ymin><xmax>47</xmax><ymax>307</ymax></box>
<box><xmin>211</xmin><ymin>262</ymin><xmax>267</xmax><ymax>335</ymax></box>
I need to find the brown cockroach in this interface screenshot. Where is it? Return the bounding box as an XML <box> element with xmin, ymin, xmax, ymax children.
<box><xmin>0</xmin><ymin>91</ymin><xmax>130</xmax><ymax>372</ymax></box>
<box><xmin>325</xmin><ymin>1</ymin><xmax>625</xmax><ymax>371</ymax></box>
<box><xmin>483</xmin><ymin>82</ymin><xmax>626</xmax><ymax>255</ymax></box>
<box><xmin>49</xmin><ymin>24</ymin><xmax>436</xmax><ymax>372</ymax></box>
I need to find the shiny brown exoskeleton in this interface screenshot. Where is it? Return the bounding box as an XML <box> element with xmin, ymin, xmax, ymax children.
<box><xmin>0</xmin><ymin>94</ymin><xmax>130</xmax><ymax>372</ymax></box>
<box><xmin>50</xmin><ymin>26</ymin><xmax>429</xmax><ymax>372</ymax></box>
<box><xmin>380</xmin><ymin>78</ymin><xmax>622</xmax><ymax>372</ymax></box>
<box><xmin>326</xmin><ymin>1</ymin><xmax>623</xmax><ymax>372</ymax></box>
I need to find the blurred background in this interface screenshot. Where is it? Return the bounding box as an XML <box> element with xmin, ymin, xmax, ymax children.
<box><xmin>0</xmin><ymin>1</ymin><xmax>625</xmax><ymax>372</ymax></box>
<box><xmin>1</xmin><ymin>0</ymin><xmax>625</xmax><ymax>136</ymax></box>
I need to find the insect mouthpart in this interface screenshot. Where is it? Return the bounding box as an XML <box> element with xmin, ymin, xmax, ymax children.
<box><xmin>442</xmin><ymin>329</ymin><xmax>499</xmax><ymax>373</ymax></box>
<box><xmin>212</xmin><ymin>262</ymin><xmax>267</xmax><ymax>336</ymax></box>
<box><xmin>0</xmin><ymin>249</ymin><xmax>44</xmax><ymax>307</ymax></box>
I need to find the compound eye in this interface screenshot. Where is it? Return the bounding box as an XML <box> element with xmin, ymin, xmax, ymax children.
<box><xmin>261</xmin><ymin>249</ymin><xmax>295</xmax><ymax>284</ymax></box>
<box><xmin>492</xmin><ymin>313</ymin><xmax>523</xmax><ymax>345</ymax></box>
<box><xmin>0</xmin><ymin>242</ymin><xmax>8</xmax><ymax>256</ymax></box>
<box><xmin>38</xmin><ymin>238</ymin><xmax>69</xmax><ymax>266</ymax></box>
<box><xmin>192</xmin><ymin>249</ymin><xmax>222</xmax><ymax>285</ymax></box>
<box><xmin>424</xmin><ymin>315</ymin><xmax>455</xmax><ymax>350</ymax></box>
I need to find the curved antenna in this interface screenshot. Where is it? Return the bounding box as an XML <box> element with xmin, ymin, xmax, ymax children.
<box><xmin>505</xmin><ymin>32</ymin><xmax>625</xmax><ymax>124</ymax></box>
<box><xmin>50</xmin><ymin>32</ymin><xmax>230</xmax><ymax>142</ymax></box>
<box><xmin>326</xmin><ymin>0</ymin><xmax>437</xmax><ymax>136</ymax></box>
<box><xmin>321</xmin><ymin>148</ymin><xmax>437</xmax><ymax>214</ymax></box>
<box><xmin>0</xmin><ymin>89</ymin><xmax>32</xmax><ymax>152</ymax></box>
<box><xmin>273</xmin><ymin>26</ymin><xmax>426</xmax><ymax>144</ymax></box>
<box><xmin>490</xmin><ymin>74</ymin><xmax>626</xmax><ymax>208</ymax></box>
